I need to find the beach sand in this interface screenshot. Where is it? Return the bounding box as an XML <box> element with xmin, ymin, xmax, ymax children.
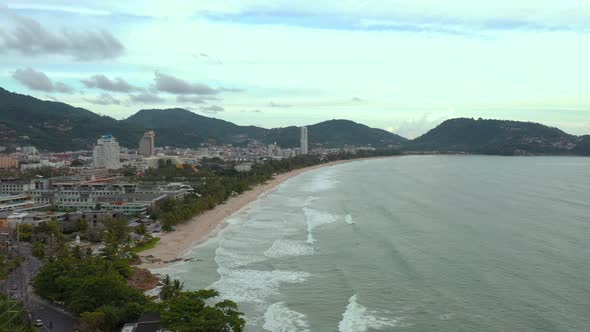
<box><xmin>138</xmin><ymin>157</ymin><xmax>390</xmax><ymax>269</ymax></box>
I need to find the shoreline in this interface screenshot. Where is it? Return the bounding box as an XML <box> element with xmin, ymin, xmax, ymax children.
<box><xmin>138</xmin><ymin>156</ymin><xmax>396</xmax><ymax>270</ymax></box>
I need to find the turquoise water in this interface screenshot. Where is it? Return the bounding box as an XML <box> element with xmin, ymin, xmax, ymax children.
<box><xmin>159</xmin><ymin>156</ymin><xmax>590</xmax><ymax>331</ymax></box>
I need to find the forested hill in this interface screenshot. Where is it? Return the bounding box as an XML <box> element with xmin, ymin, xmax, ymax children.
<box><xmin>0</xmin><ymin>87</ymin><xmax>140</xmax><ymax>151</ymax></box>
<box><xmin>121</xmin><ymin>108</ymin><xmax>268</xmax><ymax>147</ymax></box>
<box><xmin>0</xmin><ymin>88</ymin><xmax>588</xmax><ymax>155</ymax></box>
<box><xmin>263</xmin><ymin>120</ymin><xmax>409</xmax><ymax>148</ymax></box>
<box><xmin>408</xmin><ymin>118</ymin><xmax>583</xmax><ymax>155</ymax></box>
<box><xmin>0</xmin><ymin>88</ymin><xmax>407</xmax><ymax>151</ymax></box>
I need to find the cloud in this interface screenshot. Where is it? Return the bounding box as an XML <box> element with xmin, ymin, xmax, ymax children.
<box><xmin>241</xmin><ymin>109</ymin><xmax>263</xmax><ymax>113</ymax></box>
<box><xmin>129</xmin><ymin>92</ymin><xmax>164</xmax><ymax>104</ymax></box>
<box><xmin>176</xmin><ymin>95</ymin><xmax>206</xmax><ymax>104</ymax></box>
<box><xmin>154</xmin><ymin>72</ymin><xmax>219</xmax><ymax>95</ymax></box>
<box><xmin>0</xmin><ymin>8</ymin><xmax>124</xmax><ymax>60</ymax></box>
<box><xmin>268</xmin><ymin>101</ymin><xmax>293</xmax><ymax>108</ymax></box>
<box><xmin>54</xmin><ymin>82</ymin><xmax>73</xmax><ymax>93</ymax></box>
<box><xmin>199</xmin><ymin>1</ymin><xmax>590</xmax><ymax>34</ymax></box>
<box><xmin>12</xmin><ymin>67</ymin><xmax>73</xmax><ymax>93</ymax></box>
<box><xmin>351</xmin><ymin>97</ymin><xmax>367</xmax><ymax>103</ymax></box>
<box><xmin>393</xmin><ymin>113</ymin><xmax>451</xmax><ymax>139</ymax></box>
<box><xmin>219</xmin><ymin>87</ymin><xmax>244</xmax><ymax>92</ymax></box>
<box><xmin>81</xmin><ymin>74</ymin><xmax>139</xmax><ymax>92</ymax></box>
<box><xmin>84</xmin><ymin>93</ymin><xmax>121</xmax><ymax>105</ymax></box>
<box><xmin>200</xmin><ymin>105</ymin><xmax>224</xmax><ymax>113</ymax></box>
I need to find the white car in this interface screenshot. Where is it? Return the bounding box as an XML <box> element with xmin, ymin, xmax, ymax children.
<box><xmin>34</xmin><ymin>319</ymin><xmax>43</xmax><ymax>327</ymax></box>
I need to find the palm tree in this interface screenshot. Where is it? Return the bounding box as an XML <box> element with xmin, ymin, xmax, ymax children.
<box><xmin>159</xmin><ymin>274</ymin><xmax>184</xmax><ymax>301</ymax></box>
<box><xmin>134</xmin><ymin>224</ymin><xmax>147</xmax><ymax>241</ymax></box>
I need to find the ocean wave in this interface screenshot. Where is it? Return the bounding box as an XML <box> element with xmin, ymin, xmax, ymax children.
<box><xmin>303</xmin><ymin>207</ymin><xmax>338</xmax><ymax>244</ymax></box>
<box><xmin>264</xmin><ymin>239</ymin><xmax>314</xmax><ymax>258</ymax></box>
<box><xmin>210</xmin><ymin>268</ymin><xmax>310</xmax><ymax>304</ymax></box>
<box><xmin>305</xmin><ymin>172</ymin><xmax>340</xmax><ymax>193</ymax></box>
<box><xmin>338</xmin><ymin>294</ymin><xmax>400</xmax><ymax>332</ymax></box>
<box><xmin>263</xmin><ymin>302</ymin><xmax>311</xmax><ymax>332</ymax></box>
<box><xmin>214</xmin><ymin>246</ymin><xmax>267</xmax><ymax>269</ymax></box>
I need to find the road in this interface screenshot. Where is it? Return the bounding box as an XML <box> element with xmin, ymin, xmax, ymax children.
<box><xmin>0</xmin><ymin>243</ymin><xmax>76</xmax><ymax>331</ymax></box>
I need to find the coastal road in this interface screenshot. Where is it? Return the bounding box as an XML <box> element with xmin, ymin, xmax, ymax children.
<box><xmin>0</xmin><ymin>243</ymin><xmax>76</xmax><ymax>331</ymax></box>
<box><xmin>29</xmin><ymin>289</ymin><xmax>76</xmax><ymax>332</ymax></box>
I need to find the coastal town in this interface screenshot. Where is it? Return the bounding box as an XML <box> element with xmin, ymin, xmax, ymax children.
<box><xmin>0</xmin><ymin>127</ymin><xmax>391</xmax><ymax>331</ymax></box>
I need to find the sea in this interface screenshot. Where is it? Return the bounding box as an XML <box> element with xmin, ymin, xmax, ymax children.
<box><xmin>155</xmin><ymin>156</ymin><xmax>590</xmax><ymax>331</ymax></box>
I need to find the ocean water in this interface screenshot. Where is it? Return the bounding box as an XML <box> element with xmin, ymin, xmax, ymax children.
<box><xmin>158</xmin><ymin>156</ymin><xmax>590</xmax><ymax>331</ymax></box>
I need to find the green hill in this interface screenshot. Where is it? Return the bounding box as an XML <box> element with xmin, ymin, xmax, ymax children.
<box><xmin>573</xmin><ymin>136</ymin><xmax>590</xmax><ymax>156</ymax></box>
<box><xmin>0</xmin><ymin>88</ymin><xmax>408</xmax><ymax>151</ymax></box>
<box><xmin>121</xmin><ymin>108</ymin><xmax>267</xmax><ymax>147</ymax></box>
<box><xmin>409</xmin><ymin>118</ymin><xmax>578</xmax><ymax>155</ymax></box>
<box><xmin>264</xmin><ymin>120</ymin><xmax>408</xmax><ymax>148</ymax></box>
<box><xmin>0</xmin><ymin>87</ymin><xmax>140</xmax><ymax>150</ymax></box>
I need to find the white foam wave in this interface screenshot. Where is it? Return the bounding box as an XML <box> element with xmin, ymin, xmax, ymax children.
<box><xmin>264</xmin><ymin>239</ymin><xmax>314</xmax><ymax>258</ymax></box>
<box><xmin>303</xmin><ymin>207</ymin><xmax>338</xmax><ymax>244</ymax></box>
<box><xmin>338</xmin><ymin>295</ymin><xmax>399</xmax><ymax>332</ymax></box>
<box><xmin>263</xmin><ymin>302</ymin><xmax>311</xmax><ymax>332</ymax></box>
<box><xmin>345</xmin><ymin>214</ymin><xmax>354</xmax><ymax>225</ymax></box>
<box><xmin>210</xmin><ymin>268</ymin><xmax>310</xmax><ymax>304</ymax></box>
<box><xmin>304</xmin><ymin>196</ymin><xmax>320</xmax><ymax>206</ymax></box>
<box><xmin>305</xmin><ymin>172</ymin><xmax>339</xmax><ymax>193</ymax></box>
<box><xmin>214</xmin><ymin>246</ymin><xmax>267</xmax><ymax>268</ymax></box>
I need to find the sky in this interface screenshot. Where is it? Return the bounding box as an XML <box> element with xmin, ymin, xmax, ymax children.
<box><xmin>1</xmin><ymin>1</ymin><xmax>590</xmax><ymax>138</ymax></box>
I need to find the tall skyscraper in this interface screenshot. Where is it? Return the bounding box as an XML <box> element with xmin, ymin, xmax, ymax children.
<box><xmin>300</xmin><ymin>126</ymin><xmax>309</xmax><ymax>154</ymax></box>
<box><xmin>138</xmin><ymin>131</ymin><xmax>156</xmax><ymax>157</ymax></box>
<box><xmin>93</xmin><ymin>134</ymin><xmax>121</xmax><ymax>169</ymax></box>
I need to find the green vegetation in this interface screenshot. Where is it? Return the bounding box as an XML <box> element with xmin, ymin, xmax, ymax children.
<box><xmin>31</xmin><ymin>217</ymin><xmax>243</xmax><ymax>331</ymax></box>
<box><xmin>0</xmin><ymin>294</ymin><xmax>33</xmax><ymax>331</ymax></box>
<box><xmin>131</xmin><ymin>237</ymin><xmax>160</xmax><ymax>254</ymax></box>
<box><xmin>0</xmin><ymin>254</ymin><xmax>22</xmax><ymax>280</ymax></box>
<box><xmin>159</xmin><ymin>274</ymin><xmax>184</xmax><ymax>301</ymax></box>
<box><xmin>0</xmin><ymin>88</ymin><xmax>406</xmax><ymax>150</ymax></box>
<box><xmin>159</xmin><ymin>289</ymin><xmax>245</xmax><ymax>332</ymax></box>
<box><xmin>574</xmin><ymin>135</ymin><xmax>590</xmax><ymax>156</ymax></box>
<box><xmin>32</xmin><ymin>242</ymin><xmax>46</xmax><ymax>259</ymax></box>
<box><xmin>409</xmin><ymin>118</ymin><xmax>579</xmax><ymax>155</ymax></box>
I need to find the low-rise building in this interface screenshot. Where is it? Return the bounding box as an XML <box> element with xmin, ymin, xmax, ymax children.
<box><xmin>0</xmin><ymin>179</ymin><xmax>35</xmax><ymax>195</ymax></box>
<box><xmin>0</xmin><ymin>155</ymin><xmax>19</xmax><ymax>169</ymax></box>
<box><xmin>0</xmin><ymin>194</ymin><xmax>35</xmax><ymax>211</ymax></box>
<box><xmin>234</xmin><ymin>163</ymin><xmax>252</xmax><ymax>172</ymax></box>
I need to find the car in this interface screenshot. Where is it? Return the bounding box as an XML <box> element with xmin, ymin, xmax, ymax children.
<box><xmin>34</xmin><ymin>319</ymin><xmax>43</xmax><ymax>327</ymax></box>
<box><xmin>10</xmin><ymin>284</ymin><xmax>17</xmax><ymax>291</ymax></box>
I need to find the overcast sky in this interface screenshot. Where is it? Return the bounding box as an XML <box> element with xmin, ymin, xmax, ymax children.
<box><xmin>1</xmin><ymin>1</ymin><xmax>590</xmax><ymax>138</ymax></box>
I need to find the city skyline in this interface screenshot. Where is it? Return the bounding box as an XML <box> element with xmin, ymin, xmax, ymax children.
<box><xmin>1</xmin><ymin>1</ymin><xmax>590</xmax><ymax>138</ymax></box>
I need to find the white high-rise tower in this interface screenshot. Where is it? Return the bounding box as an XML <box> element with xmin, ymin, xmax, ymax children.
<box><xmin>300</xmin><ymin>126</ymin><xmax>309</xmax><ymax>154</ymax></box>
<box><xmin>93</xmin><ymin>134</ymin><xmax>121</xmax><ymax>169</ymax></box>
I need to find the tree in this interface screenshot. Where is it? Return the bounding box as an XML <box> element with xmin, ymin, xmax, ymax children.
<box><xmin>160</xmin><ymin>290</ymin><xmax>245</xmax><ymax>332</ymax></box>
<box><xmin>101</xmin><ymin>218</ymin><xmax>131</xmax><ymax>260</ymax></box>
<box><xmin>134</xmin><ymin>224</ymin><xmax>147</xmax><ymax>241</ymax></box>
<box><xmin>0</xmin><ymin>295</ymin><xmax>33</xmax><ymax>331</ymax></box>
<box><xmin>14</xmin><ymin>223</ymin><xmax>33</xmax><ymax>242</ymax></box>
<box><xmin>159</xmin><ymin>274</ymin><xmax>184</xmax><ymax>301</ymax></box>
<box><xmin>77</xmin><ymin>311</ymin><xmax>105</xmax><ymax>332</ymax></box>
<box><xmin>32</xmin><ymin>242</ymin><xmax>45</xmax><ymax>259</ymax></box>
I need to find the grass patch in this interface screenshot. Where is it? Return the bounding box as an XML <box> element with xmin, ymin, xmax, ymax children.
<box><xmin>132</xmin><ymin>237</ymin><xmax>160</xmax><ymax>253</ymax></box>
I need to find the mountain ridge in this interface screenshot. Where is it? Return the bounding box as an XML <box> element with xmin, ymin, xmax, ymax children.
<box><xmin>0</xmin><ymin>88</ymin><xmax>407</xmax><ymax>151</ymax></box>
<box><xmin>0</xmin><ymin>87</ymin><xmax>588</xmax><ymax>155</ymax></box>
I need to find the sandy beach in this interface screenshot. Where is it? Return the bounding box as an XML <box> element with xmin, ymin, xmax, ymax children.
<box><xmin>138</xmin><ymin>157</ymin><xmax>390</xmax><ymax>269</ymax></box>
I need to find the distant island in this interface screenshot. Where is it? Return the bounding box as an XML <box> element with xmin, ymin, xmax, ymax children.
<box><xmin>0</xmin><ymin>87</ymin><xmax>588</xmax><ymax>156</ymax></box>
